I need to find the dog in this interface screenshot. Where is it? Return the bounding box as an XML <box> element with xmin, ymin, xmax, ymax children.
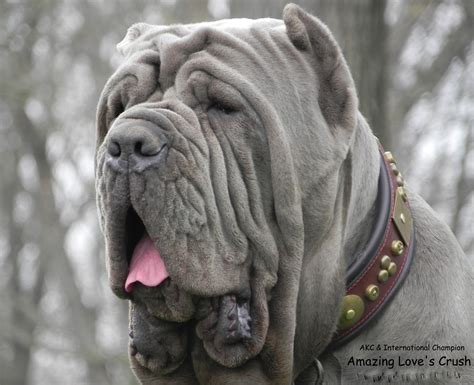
<box><xmin>95</xmin><ymin>4</ymin><xmax>473</xmax><ymax>384</ymax></box>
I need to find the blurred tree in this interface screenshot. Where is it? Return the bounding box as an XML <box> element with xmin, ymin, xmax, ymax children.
<box><xmin>0</xmin><ymin>1</ymin><xmax>147</xmax><ymax>384</ymax></box>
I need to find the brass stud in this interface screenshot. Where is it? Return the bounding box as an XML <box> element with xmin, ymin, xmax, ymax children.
<box><xmin>338</xmin><ymin>295</ymin><xmax>365</xmax><ymax>329</ymax></box>
<box><xmin>394</xmin><ymin>187</ymin><xmax>412</xmax><ymax>244</ymax></box>
<box><xmin>396</xmin><ymin>175</ymin><xmax>404</xmax><ymax>187</ymax></box>
<box><xmin>365</xmin><ymin>284</ymin><xmax>380</xmax><ymax>301</ymax></box>
<box><xmin>397</xmin><ymin>186</ymin><xmax>408</xmax><ymax>202</ymax></box>
<box><xmin>378</xmin><ymin>269</ymin><xmax>389</xmax><ymax>283</ymax></box>
<box><xmin>380</xmin><ymin>255</ymin><xmax>391</xmax><ymax>269</ymax></box>
<box><xmin>345</xmin><ymin>309</ymin><xmax>356</xmax><ymax>320</ymax></box>
<box><xmin>391</xmin><ymin>240</ymin><xmax>404</xmax><ymax>256</ymax></box>
<box><xmin>390</xmin><ymin>163</ymin><xmax>400</xmax><ymax>175</ymax></box>
<box><xmin>400</xmin><ymin>213</ymin><xmax>406</xmax><ymax>224</ymax></box>
<box><xmin>387</xmin><ymin>262</ymin><xmax>397</xmax><ymax>276</ymax></box>
<box><xmin>384</xmin><ymin>151</ymin><xmax>396</xmax><ymax>164</ymax></box>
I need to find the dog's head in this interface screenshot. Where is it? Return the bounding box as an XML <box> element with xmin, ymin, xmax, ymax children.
<box><xmin>95</xmin><ymin>4</ymin><xmax>357</xmax><ymax>382</ymax></box>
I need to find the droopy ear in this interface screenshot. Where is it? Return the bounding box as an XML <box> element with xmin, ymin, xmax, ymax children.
<box><xmin>116</xmin><ymin>23</ymin><xmax>153</xmax><ymax>57</ymax></box>
<box><xmin>283</xmin><ymin>3</ymin><xmax>358</xmax><ymax>133</ymax></box>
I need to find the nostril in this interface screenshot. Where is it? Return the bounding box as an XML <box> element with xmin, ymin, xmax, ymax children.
<box><xmin>134</xmin><ymin>141</ymin><xmax>144</xmax><ymax>156</ymax></box>
<box><xmin>137</xmin><ymin>140</ymin><xmax>167</xmax><ymax>157</ymax></box>
<box><xmin>108</xmin><ymin>140</ymin><xmax>121</xmax><ymax>157</ymax></box>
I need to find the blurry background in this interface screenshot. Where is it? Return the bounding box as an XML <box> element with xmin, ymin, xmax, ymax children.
<box><xmin>0</xmin><ymin>0</ymin><xmax>472</xmax><ymax>384</ymax></box>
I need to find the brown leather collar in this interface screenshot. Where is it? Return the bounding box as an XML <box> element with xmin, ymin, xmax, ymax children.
<box><xmin>328</xmin><ymin>149</ymin><xmax>416</xmax><ymax>349</ymax></box>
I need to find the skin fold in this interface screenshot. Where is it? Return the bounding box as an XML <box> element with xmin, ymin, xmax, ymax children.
<box><xmin>95</xmin><ymin>4</ymin><xmax>473</xmax><ymax>384</ymax></box>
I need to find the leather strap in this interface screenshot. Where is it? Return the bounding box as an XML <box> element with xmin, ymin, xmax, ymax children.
<box><xmin>328</xmin><ymin>149</ymin><xmax>416</xmax><ymax>349</ymax></box>
<box><xmin>295</xmin><ymin>149</ymin><xmax>415</xmax><ymax>384</ymax></box>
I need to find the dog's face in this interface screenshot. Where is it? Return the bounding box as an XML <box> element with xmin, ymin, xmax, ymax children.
<box><xmin>95</xmin><ymin>5</ymin><xmax>357</xmax><ymax>383</ymax></box>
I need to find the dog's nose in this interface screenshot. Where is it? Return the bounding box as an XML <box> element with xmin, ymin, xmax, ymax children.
<box><xmin>107</xmin><ymin>128</ymin><xmax>164</xmax><ymax>158</ymax></box>
<box><xmin>106</xmin><ymin>120</ymin><xmax>167</xmax><ymax>172</ymax></box>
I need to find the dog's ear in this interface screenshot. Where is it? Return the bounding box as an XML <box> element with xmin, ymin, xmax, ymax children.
<box><xmin>117</xmin><ymin>23</ymin><xmax>153</xmax><ymax>57</ymax></box>
<box><xmin>283</xmin><ymin>3</ymin><xmax>357</xmax><ymax>133</ymax></box>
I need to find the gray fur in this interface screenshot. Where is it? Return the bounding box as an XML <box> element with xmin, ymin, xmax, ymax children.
<box><xmin>95</xmin><ymin>4</ymin><xmax>473</xmax><ymax>384</ymax></box>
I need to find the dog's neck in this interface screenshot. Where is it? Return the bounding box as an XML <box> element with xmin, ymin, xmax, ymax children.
<box><xmin>342</xmin><ymin>114</ymin><xmax>380</xmax><ymax>268</ymax></box>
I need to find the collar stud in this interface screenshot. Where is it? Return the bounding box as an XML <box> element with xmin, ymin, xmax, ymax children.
<box><xmin>396</xmin><ymin>175</ymin><xmax>405</xmax><ymax>186</ymax></box>
<box><xmin>397</xmin><ymin>186</ymin><xmax>408</xmax><ymax>202</ymax></box>
<box><xmin>380</xmin><ymin>255</ymin><xmax>392</xmax><ymax>269</ymax></box>
<box><xmin>391</xmin><ymin>240</ymin><xmax>404</xmax><ymax>256</ymax></box>
<box><xmin>384</xmin><ymin>151</ymin><xmax>396</xmax><ymax>164</ymax></box>
<box><xmin>390</xmin><ymin>163</ymin><xmax>399</xmax><ymax>175</ymax></box>
<box><xmin>338</xmin><ymin>295</ymin><xmax>365</xmax><ymax>330</ymax></box>
<box><xmin>378</xmin><ymin>270</ymin><xmax>389</xmax><ymax>283</ymax></box>
<box><xmin>387</xmin><ymin>262</ymin><xmax>397</xmax><ymax>276</ymax></box>
<box><xmin>365</xmin><ymin>284</ymin><xmax>380</xmax><ymax>301</ymax></box>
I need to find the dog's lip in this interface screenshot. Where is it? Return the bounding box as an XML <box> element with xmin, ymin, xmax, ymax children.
<box><xmin>133</xmin><ymin>284</ymin><xmax>251</xmax><ymax>323</ymax></box>
<box><xmin>106</xmin><ymin>202</ymin><xmax>164</xmax><ymax>297</ymax></box>
<box><xmin>194</xmin><ymin>281</ymin><xmax>268</xmax><ymax>368</ymax></box>
<box><xmin>128</xmin><ymin>302</ymin><xmax>189</xmax><ymax>375</ymax></box>
<box><xmin>104</xmin><ymin>199</ymin><xmax>164</xmax><ymax>299</ymax></box>
<box><xmin>127</xmin><ymin>291</ymin><xmax>253</xmax><ymax>372</ymax></box>
<box><xmin>131</xmin><ymin>347</ymin><xmax>186</xmax><ymax>375</ymax></box>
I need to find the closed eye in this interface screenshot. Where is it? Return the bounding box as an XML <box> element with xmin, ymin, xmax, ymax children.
<box><xmin>211</xmin><ymin>102</ymin><xmax>236</xmax><ymax>115</ymax></box>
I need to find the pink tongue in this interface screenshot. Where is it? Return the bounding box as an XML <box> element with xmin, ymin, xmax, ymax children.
<box><xmin>125</xmin><ymin>234</ymin><xmax>169</xmax><ymax>293</ymax></box>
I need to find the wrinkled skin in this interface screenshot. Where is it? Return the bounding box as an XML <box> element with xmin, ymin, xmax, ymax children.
<box><xmin>96</xmin><ymin>6</ymin><xmax>344</xmax><ymax>383</ymax></box>
<box><xmin>95</xmin><ymin>4</ymin><xmax>473</xmax><ymax>385</ymax></box>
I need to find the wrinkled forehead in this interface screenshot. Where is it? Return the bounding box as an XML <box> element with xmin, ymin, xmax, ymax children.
<box><xmin>117</xmin><ymin>18</ymin><xmax>288</xmax><ymax>91</ymax></box>
<box><xmin>118</xmin><ymin>18</ymin><xmax>284</xmax><ymax>57</ymax></box>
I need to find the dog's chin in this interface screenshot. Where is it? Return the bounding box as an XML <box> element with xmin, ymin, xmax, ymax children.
<box><xmin>129</xmin><ymin>278</ymin><xmax>269</xmax><ymax>373</ymax></box>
